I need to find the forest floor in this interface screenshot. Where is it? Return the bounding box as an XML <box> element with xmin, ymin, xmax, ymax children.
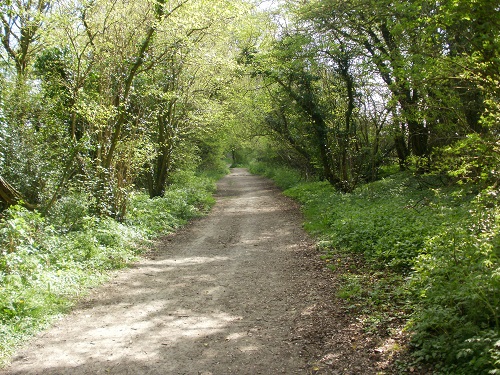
<box><xmin>0</xmin><ymin>169</ymin><xmax>402</xmax><ymax>374</ymax></box>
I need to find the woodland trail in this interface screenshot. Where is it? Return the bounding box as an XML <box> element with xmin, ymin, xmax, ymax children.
<box><xmin>1</xmin><ymin>168</ymin><xmax>342</xmax><ymax>374</ymax></box>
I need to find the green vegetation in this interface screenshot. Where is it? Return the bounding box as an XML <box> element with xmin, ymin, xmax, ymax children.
<box><xmin>0</xmin><ymin>0</ymin><xmax>498</xmax><ymax>372</ymax></box>
<box><xmin>0</xmin><ymin>170</ymin><xmax>222</xmax><ymax>366</ymax></box>
<box><xmin>0</xmin><ymin>0</ymin><xmax>243</xmax><ymax>361</ymax></box>
<box><xmin>249</xmin><ymin>162</ymin><xmax>303</xmax><ymax>190</ymax></box>
<box><xmin>250</xmin><ymin>163</ymin><xmax>499</xmax><ymax>374</ymax></box>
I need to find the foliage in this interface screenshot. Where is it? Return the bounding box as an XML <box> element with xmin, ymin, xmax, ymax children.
<box><xmin>410</xmin><ymin>188</ymin><xmax>500</xmax><ymax>374</ymax></box>
<box><xmin>245</xmin><ymin>29</ymin><xmax>384</xmax><ymax>190</ymax></box>
<box><xmin>285</xmin><ymin>173</ymin><xmax>450</xmax><ymax>272</ymax></box>
<box><xmin>248</xmin><ymin>161</ymin><xmax>304</xmax><ymax>190</ymax></box>
<box><xmin>0</xmin><ymin>0</ymin><xmax>249</xmax><ymax>218</ymax></box>
<box><xmin>245</xmin><ymin>3</ymin><xmax>500</xmax><ymax>366</ymax></box>
<box><xmin>0</xmin><ymin>0</ymin><xmax>498</xmax><ymax>371</ymax></box>
<box><xmin>240</xmin><ymin>0</ymin><xmax>500</xmax><ymax>189</ymax></box>
<box><xmin>433</xmin><ymin>133</ymin><xmax>500</xmax><ymax>188</ymax></box>
<box><xmin>127</xmin><ymin>171</ymin><xmax>217</xmax><ymax>236</ymax></box>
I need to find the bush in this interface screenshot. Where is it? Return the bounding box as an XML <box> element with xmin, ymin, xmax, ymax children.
<box><xmin>46</xmin><ymin>192</ymin><xmax>91</xmax><ymax>232</ymax></box>
<box><xmin>127</xmin><ymin>172</ymin><xmax>216</xmax><ymax>236</ymax></box>
<box><xmin>409</xmin><ymin>188</ymin><xmax>500</xmax><ymax>374</ymax></box>
<box><xmin>285</xmin><ymin>174</ymin><xmax>445</xmax><ymax>272</ymax></box>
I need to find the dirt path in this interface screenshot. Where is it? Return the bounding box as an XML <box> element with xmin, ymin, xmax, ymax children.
<box><xmin>2</xmin><ymin>168</ymin><xmax>401</xmax><ymax>374</ymax></box>
<box><xmin>1</xmin><ymin>169</ymin><xmax>331</xmax><ymax>374</ymax></box>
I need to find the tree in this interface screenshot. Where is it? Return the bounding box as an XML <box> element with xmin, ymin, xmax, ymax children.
<box><xmin>0</xmin><ymin>0</ymin><xmax>54</xmax><ymax>209</ymax></box>
<box><xmin>135</xmin><ymin>0</ymin><xmax>249</xmax><ymax>197</ymax></box>
<box><xmin>298</xmin><ymin>0</ymin><xmax>429</xmax><ymax>161</ymax></box>
<box><xmin>0</xmin><ymin>0</ymin><xmax>252</xmax><ymax>217</ymax></box>
<box><xmin>243</xmin><ymin>17</ymin><xmax>385</xmax><ymax>190</ymax></box>
<box><xmin>0</xmin><ymin>0</ymin><xmax>52</xmax><ymax>79</ymax></box>
<box><xmin>297</xmin><ymin>0</ymin><xmax>499</xmax><ymax>173</ymax></box>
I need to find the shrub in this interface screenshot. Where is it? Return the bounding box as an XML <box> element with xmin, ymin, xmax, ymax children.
<box><xmin>127</xmin><ymin>173</ymin><xmax>216</xmax><ymax>236</ymax></box>
<box><xmin>284</xmin><ymin>174</ymin><xmax>444</xmax><ymax>272</ymax></box>
<box><xmin>409</xmin><ymin>188</ymin><xmax>500</xmax><ymax>374</ymax></box>
<box><xmin>46</xmin><ymin>192</ymin><xmax>91</xmax><ymax>232</ymax></box>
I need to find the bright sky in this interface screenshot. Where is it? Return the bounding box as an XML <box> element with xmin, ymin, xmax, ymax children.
<box><xmin>256</xmin><ymin>0</ymin><xmax>282</xmax><ymax>11</ymax></box>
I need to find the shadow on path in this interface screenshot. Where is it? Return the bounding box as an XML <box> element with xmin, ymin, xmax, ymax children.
<box><xmin>1</xmin><ymin>168</ymin><xmax>317</xmax><ymax>375</ymax></box>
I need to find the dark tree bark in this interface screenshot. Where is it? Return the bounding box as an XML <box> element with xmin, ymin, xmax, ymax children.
<box><xmin>148</xmin><ymin>103</ymin><xmax>178</xmax><ymax>198</ymax></box>
<box><xmin>0</xmin><ymin>176</ymin><xmax>22</xmax><ymax>207</ymax></box>
<box><xmin>272</xmin><ymin>76</ymin><xmax>338</xmax><ymax>185</ymax></box>
<box><xmin>0</xmin><ymin>175</ymin><xmax>36</xmax><ymax>210</ymax></box>
<box><xmin>394</xmin><ymin>132</ymin><xmax>410</xmax><ymax>170</ymax></box>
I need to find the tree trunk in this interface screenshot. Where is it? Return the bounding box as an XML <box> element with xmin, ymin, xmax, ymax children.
<box><xmin>0</xmin><ymin>175</ymin><xmax>36</xmax><ymax>210</ymax></box>
<box><xmin>274</xmin><ymin>77</ymin><xmax>337</xmax><ymax>185</ymax></box>
<box><xmin>149</xmin><ymin>102</ymin><xmax>177</xmax><ymax>198</ymax></box>
<box><xmin>394</xmin><ymin>131</ymin><xmax>409</xmax><ymax>170</ymax></box>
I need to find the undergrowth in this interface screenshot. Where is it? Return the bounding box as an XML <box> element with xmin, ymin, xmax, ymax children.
<box><xmin>252</xmin><ymin>162</ymin><xmax>500</xmax><ymax>374</ymax></box>
<box><xmin>0</xmin><ymin>170</ymin><xmax>221</xmax><ymax>366</ymax></box>
<box><xmin>248</xmin><ymin>161</ymin><xmax>304</xmax><ymax>190</ymax></box>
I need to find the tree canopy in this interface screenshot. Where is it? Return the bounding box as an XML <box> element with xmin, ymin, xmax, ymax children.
<box><xmin>0</xmin><ymin>0</ymin><xmax>499</xmax><ymax>372</ymax></box>
<box><xmin>2</xmin><ymin>0</ymin><xmax>497</xmax><ymax>209</ymax></box>
<box><xmin>0</xmin><ymin>0</ymin><xmax>258</xmax><ymax>217</ymax></box>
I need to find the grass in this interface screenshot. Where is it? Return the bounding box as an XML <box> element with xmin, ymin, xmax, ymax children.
<box><xmin>251</xmin><ymin>162</ymin><xmax>500</xmax><ymax>374</ymax></box>
<box><xmin>248</xmin><ymin>161</ymin><xmax>305</xmax><ymax>190</ymax></box>
<box><xmin>0</xmin><ymin>169</ymin><xmax>223</xmax><ymax>367</ymax></box>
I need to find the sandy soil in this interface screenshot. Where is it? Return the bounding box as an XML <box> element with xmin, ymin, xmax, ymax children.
<box><xmin>0</xmin><ymin>168</ymin><xmax>391</xmax><ymax>375</ymax></box>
